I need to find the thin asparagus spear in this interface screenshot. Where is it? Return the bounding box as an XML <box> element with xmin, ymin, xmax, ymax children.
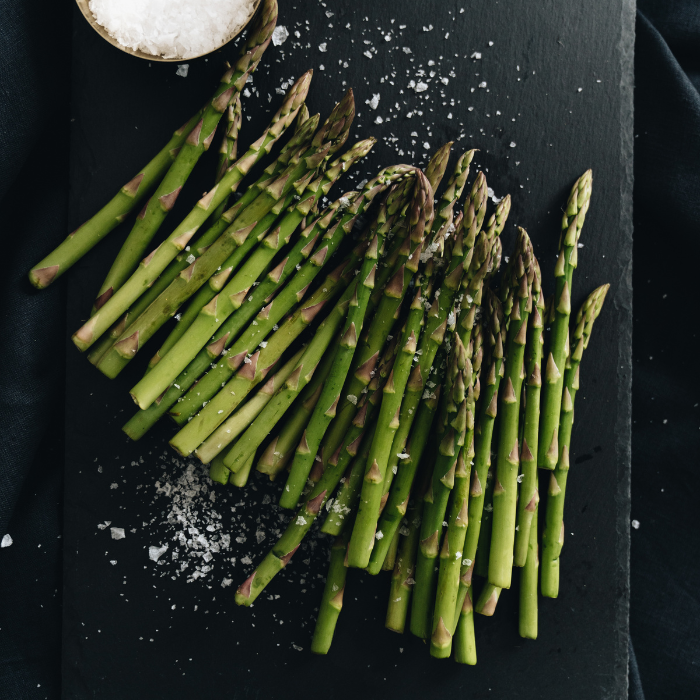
<box><xmin>538</xmin><ymin>170</ymin><xmax>593</xmax><ymax>469</ymax></box>
<box><xmin>366</xmin><ymin>376</ymin><xmax>442</xmax><ymax>575</ymax></box>
<box><xmin>311</xmin><ymin>529</ymin><xmax>350</xmax><ymax>655</ymax></box>
<box><xmin>488</xmin><ymin>229</ymin><xmax>536</xmax><ymax>589</ymax></box>
<box><xmin>459</xmin><ymin>288</ymin><xmax>506</xmax><ymax>579</ymax></box>
<box><xmin>474</xmin><ymin>467</ymin><xmax>495</xmax><ymax>579</ymax></box>
<box><xmin>281</xmin><ymin>171</ymin><xmax>434</xmax><ymax>510</ymax></box>
<box><xmin>410</xmin><ymin>335</ymin><xmax>469</xmax><ymax>639</ymax></box>
<box><xmin>196</xmin><ymin>345</ymin><xmax>305</xmax><ymax>464</ymax></box>
<box><xmin>541</xmin><ymin>284</ymin><xmax>609</xmax><ymax>597</ymax></box>
<box><xmin>513</xmin><ymin>280</ymin><xmax>545</xmax><ymax>567</ymax></box>
<box><xmin>320</xmin><ymin>445</ymin><xmax>365</xmax><ymax>536</ymax></box>
<box><xmin>453</xmin><ymin>586</ymin><xmax>476</xmax><ymax>665</ymax></box>
<box><xmin>214</xmin><ymin>93</ymin><xmax>243</xmax><ymax>190</ymax></box>
<box><xmin>475</xmin><ymin>582</ymin><xmax>501</xmax><ymax>616</ymax></box>
<box><xmin>72</xmin><ymin>73</ymin><xmax>325</xmax><ymax>352</ymax></box>
<box><xmin>382</xmin><ymin>529</ymin><xmax>401</xmax><ymax>572</ymax></box>
<box><xmin>87</xmin><ymin>112</ymin><xmax>320</xmax><ymax>367</ymax></box>
<box><xmin>229</xmin><ymin>453</ymin><xmax>256</xmax><ymax>488</ymax></box>
<box><xmin>347</xmin><ymin>286</ymin><xmax>426</xmax><ymax>568</ymax></box>
<box><xmin>430</xmin><ymin>325</ymin><xmax>483</xmax><ymax>658</ymax></box>
<box><xmin>125</xmin><ymin>140</ymin><xmax>374</xmax><ymax>397</ymax></box>
<box><xmin>257</xmin><ymin>344</ymin><xmax>338</xmax><ymax>480</ymax></box>
<box><xmin>28</xmin><ymin>105</ymin><xmax>201</xmax><ymax>288</ymax></box>
<box><xmin>385</xmin><ymin>488</ymin><xmax>422</xmax><ymax>634</ymax></box>
<box><xmin>519</xmin><ymin>476</ymin><xmax>539</xmax><ymax>639</ymax></box>
<box><xmin>90</xmin><ymin>2</ymin><xmax>278</xmax><ymax>309</ymax></box>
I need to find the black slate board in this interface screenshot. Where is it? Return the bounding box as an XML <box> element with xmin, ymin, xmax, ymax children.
<box><xmin>62</xmin><ymin>1</ymin><xmax>634</xmax><ymax>697</ymax></box>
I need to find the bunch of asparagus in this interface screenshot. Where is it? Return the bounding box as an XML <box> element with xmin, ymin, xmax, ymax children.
<box><xmin>29</xmin><ymin>0</ymin><xmax>611</xmax><ymax>661</ymax></box>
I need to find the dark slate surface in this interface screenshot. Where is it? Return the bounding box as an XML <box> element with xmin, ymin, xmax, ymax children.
<box><xmin>62</xmin><ymin>1</ymin><xmax>634</xmax><ymax>698</ymax></box>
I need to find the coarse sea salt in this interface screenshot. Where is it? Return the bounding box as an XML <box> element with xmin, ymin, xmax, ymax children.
<box><xmin>89</xmin><ymin>0</ymin><xmax>258</xmax><ymax>60</ymax></box>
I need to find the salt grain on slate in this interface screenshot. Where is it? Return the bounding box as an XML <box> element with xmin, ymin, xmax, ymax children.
<box><xmin>1</xmin><ymin>534</ymin><xmax>12</xmax><ymax>548</ymax></box>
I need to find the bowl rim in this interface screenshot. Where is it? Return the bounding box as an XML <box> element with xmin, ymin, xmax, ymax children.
<box><xmin>75</xmin><ymin>0</ymin><xmax>262</xmax><ymax>63</ymax></box>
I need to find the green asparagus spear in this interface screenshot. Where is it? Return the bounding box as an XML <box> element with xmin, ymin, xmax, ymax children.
<box><xmin>538</xmin><ymin>170</ymin><xmax>593</xmax><ymax>469</ymax></box>
<box><xmin>519</xmin><ymin>475</ymin><xmax>539</xmax><ymax>639</ymax></box>
<box><xmin>541</xmin><ymin>284</ymin><xmax>609</xmax><ymax>597</ymax></box>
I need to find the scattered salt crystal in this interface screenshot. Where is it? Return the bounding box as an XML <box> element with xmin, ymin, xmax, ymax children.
<box><xmin>462</xmin><ymin>558</ymin><xmax>473</xmax><ymax>567</ymax></box>
<box><xmin>89</xmin><ymin>0</ymin><xmax>258</xmax><ymax>60</ymax></box>
<box><xmin>510</xmin><ymin>142</ymin><xmax>517</xmax><ymax>148</ymax></box>
<box><xmin>176</xmin><ymin>64</ymin><xmax>189</xmax><ymax>78</ymax></box>
<box><xmin>369</xmin><ymin>93</ymin><xmax>380</xmax><ymax>110</ymax></box>
<box><xmin>272</xmin><ymin>25</ymin><xmax>289</xmax><ymax>46</ymax></box>
<box><xmin>1</xmin><ymin>534</ymin><xmax>12</xmax><ymax>548</ymax></box>
<box><xmin>471</xmin><ymin>51</ymin><xmax>482</xmax><ymax>59</ymax></box>
<box><xmin>363</xmin><ymin>50</ymin><xmax>373</xmax><ymax>59</ymax></box>
<box><xmin>375</xmin><ymin>531</ymin><xmax>384</xmax><ymax>540</ymax></box>
<box><xmin>186</xmin><ymin>254</ymin><xmax>196</xmax><ymax>264</ymax></box>
<box><xmin>347</xmin><ymin>394</ymin><xmax>358</xmax><ymax>405</ymax></box>
<box><xmin>479</xmin><ymin>81</ymin><xmax>488</xmax><ymax>88</ymax></box>
<box><xmin>414</xmin><ymin>82</ymin><xmax>429</xmax><ymax>93</ymax></box>
<box><xmin>517</xmin><ymin>474</ymin><xmax>525</xmax><ymax>483</ymax></box>
<box><xmin>375</xmin><ymin>116</ymin><xmax>384</xmax><ymax>124</ymax></box>
<box><xmin>631</xmin><ymin>519</ymin><xmax>640</xmax><ymax>529</ymax></box>
<box><xmin>110</xmin><ymin>527</ymin><xmax>126</xmax><ymax>540</ymax></box>
<box><xmin>221</xmin><ymin>578</ymin><xmax>233</xmax><ymax>588</ymax></box>
<box><xmin>149</xmin><ymin>544</ymin><xmax>169</xmax><ymax>562</ymax></box>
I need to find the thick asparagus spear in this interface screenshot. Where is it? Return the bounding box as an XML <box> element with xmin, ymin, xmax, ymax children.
<box><xmin>513</xmin><ymin>280</ymin><xmax>545</xmax><ymax>567</ymax></box>
<box><xmin>125</xmin><ymin>141</ymin><xmax>374</xmax><ymax>399</ymax></box>
<box><xmin>200</xmin><ymin>346</ymin><xmax>305</xmax><ymax>469</ymax></box>
<box><xmin>257</xmin><ymin>345</ymin><xmax>338</xmax><ymax>480</ymax></box>
<box><xmin>87</xmin><ymin>112</ymin><xmax>320</xmax><ymax>368</ymax></box>
<box><xmin>90</xmin><ymin>1</ymin><xmax>278</xmax><ymax>309</ymax></box>
<box><xmin>519</xmin><ymin>476</ymin><xmax>539</xmax><ymax>640</ymax></box>
<box><xmin>311</xmin><ymin>530</ymin><xmax>350</xmax><ymax>655</ymax></box>
<box><xmin>281</xmin><ymin>171</ymin><xmax>434</xmax><ymax>510</ymax></box>
<box><xmin>475</xmin><ymin>582</ymin><xmax>501</xmax><ymax>616</ymax></box>
<box><xmin>488</xmin><ymin>229</ymin><xmax>536</xmax><ymax>589</ymax></box>
<box><xmin>541</xmin><ymin>284</ymin><xmax>609</xmax><ymax>597</ymax></box>
<box><xmin>347</xmin><ymin>286</ymin><xmax>426</xmax><ymax>567</ymax></box>
<box><xmin>72</xmin><ymin>74</ymin><xmax>326</xmax><ymax>353</ymax></box>
<box><xmin>537</xmin><ymin>170</ymin><xmax>593</xmax><ymax>469</ymax></box>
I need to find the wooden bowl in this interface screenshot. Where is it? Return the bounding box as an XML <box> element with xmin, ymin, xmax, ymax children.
<box><xmin>75</xmin><ymin>0</ymin><xmax>262</xmax><ymax>62</ymax></box>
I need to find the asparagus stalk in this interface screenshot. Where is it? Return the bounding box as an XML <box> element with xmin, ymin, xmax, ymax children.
<box><xmin>215</xmin><ymin>93</ymin><xmax>243</xmax><ymax>190</ymax></box>
<box><xmin>126</xmin><ymin>141</ymin><xmax>374</xmax><ymax>400</ymax></box>
<box><xmin>457</xmin><ymin>289</ymin><xmax>506</xmax><ymax>600</ymax></box>
<box><xmin>541</xmin><ymin>284</ymin><xmax>608</xmax><ymax>597</ymax></box>
<box><xmin>488</xmin><ymin>229</ymin><xmax>536</xmax><ymax>589</ymax></box>
<box><xmin>311</xmin><ymin>530</ymin><xmax>350</xmax><ymax>655</ymax></box>
<box><xmin>90</xmin><ymin>2</ymin><xmax>278</xmax><ymax>309</ymax></box>
<box><xmin>257</xmin><ymin>344</ymin><xmax>338</xmax><ymax>480</ymax></box>
<box><xmin>453</xmin><ymin>586</ymin><xmax>476</xmax><ymax>665</ymax></box>
<box><xmin>430</xmin><ymin>325</ymin><xmax>483</xmax><ymax>658</ymax></box>
<box><xmin>385</xmin><ymin>487</ymin><xmax>423</xmax><ymax>634</ymax></box>
<box><xmin>366</xmin><ymin>375</ymin><xmax>442</xmax><ymax>575</ymax></box>
<box><xmin>229</xmin><ymin>453</ymin><xmax>256</xmax><ymax>488</ymax></box>
<box><xmin>410</xmin><ymin>335</ymin><xmax>469</xmax><ymax>640</ymax></box>
<box><xmin>87</xmin><ymin>112</ymin><xmax>320</xmax><ymax>368</ymax></box>
<box><xmin>475</xmin><ymin>582</ymin><xmax>501</xmax><ymax>616</ymax></box>
<box><xmin>28</xmin><ymin>107</ymin><xmax>204</xmax><ymax>288</ymax></box>
<box><xmin>347</xmin><ymin>285</ymin><xmax>426</xmax><ymax>568</ymax></box>
<box><xmin>320</xmin><ymin>444</ymin><xmax>365</xmax><ymax>537</ymax></box>
<box><xmin>281</xmin><ymin>171</ymin><xmax>434</xmax><ymax>510</ymax></box>
<box><xmin>196</xmin><ymin>345</ymin><xmax>305</xmax><ymax>465</ymax></box>
<box><xmin>519</xmin><ymin>476</ymin><xmax>539</xmax><ymax>640</ymax></box>
<box><xmin>474</xmin><ymin>467</ymin><xmax>495</xmax><ymax>579</ymax></box>
<box><xmin>513</xmin><ymin>280</ymin><xmax>545</xmax><ymax>567</ymax></box>
<box><xmin>71</xmin><ymin>73</ymin><xmax>325</xmax><ymax>353</ymax></box>
<box><xmin>235</xmin><ymin>394</ymin><xmax>382</xmax><ymax>606</ymax></box>
<box><xmin>169</xmin><ymin>255</ymin><xmax>358</xmax><ymax>457</ymax></box>
<box><xmin>537</xmin><ymin>170</ymin><xmax>593</xmax><ymax>469</ymax></box>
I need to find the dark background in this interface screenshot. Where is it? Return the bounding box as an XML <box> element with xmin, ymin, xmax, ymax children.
<box><xmin>0</xmin><ymin>1</ymin><xmax>697</xmax><ymax>699</ymax></box>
